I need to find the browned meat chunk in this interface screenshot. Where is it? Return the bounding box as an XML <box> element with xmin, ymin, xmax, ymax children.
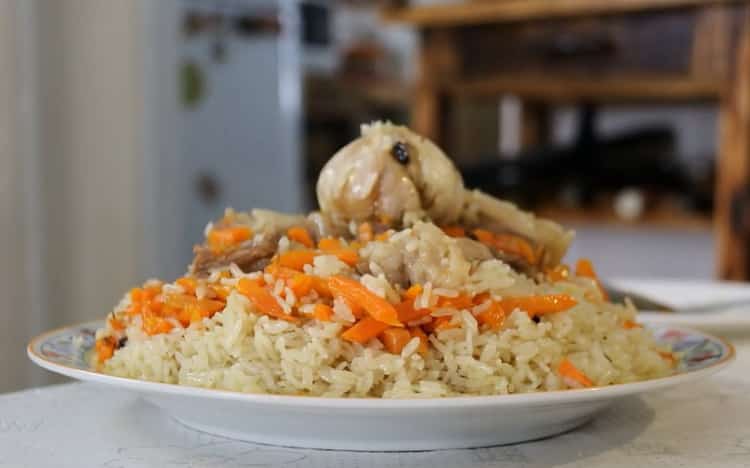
<box><xmin>189</xmin><ymin>234</ymin><xmax>279</xmax><ymax>277</ymax></box>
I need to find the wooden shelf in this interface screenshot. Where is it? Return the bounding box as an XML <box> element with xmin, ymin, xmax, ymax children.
<box><xmin>537</xmin><ymin>204</ymin><xmax>713</xmax><ymax>231</ymax></box>
<box><xmin>450</xmin><ymin>76</ymin><xmax>721</xmax><ymax>102</ymax></box>
<box><xmin>383</xmin><ymin>0</ymin><xmax>740</xmax><ymax>27</ymax></box>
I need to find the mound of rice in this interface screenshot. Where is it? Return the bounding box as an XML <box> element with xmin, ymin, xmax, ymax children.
<box><xmin>101</xmin><ymin>222</ymin><xmax>672</xmax><ymax>398</ymax></box>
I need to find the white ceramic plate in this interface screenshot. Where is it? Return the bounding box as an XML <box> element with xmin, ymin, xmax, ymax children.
<box><xmin>28</xmin><ymin>321</ymin><xmax>734</xmax><ymax>451</ymax></box>
<box><xmin>610</xmin><ymin>278</ymin><xmax>750</xmax><ymax>331</ymax></box>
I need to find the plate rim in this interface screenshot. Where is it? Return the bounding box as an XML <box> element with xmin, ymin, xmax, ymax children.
<box><xmin>28</xmin><ymin>320</ymin><xmax>736</xmax><ymax>409</ymax></box>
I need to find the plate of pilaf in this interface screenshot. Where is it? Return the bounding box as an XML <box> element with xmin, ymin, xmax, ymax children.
<box><xmin>29</xmin><ymin>122</ymin><xmax>735</xmax><ymax>450</ymax></box>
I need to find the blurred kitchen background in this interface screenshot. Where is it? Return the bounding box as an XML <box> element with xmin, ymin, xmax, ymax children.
<box><xmin>2</xmin><ymin>0</ymin><xmax>748</xmax><ymax>391</ymax></box>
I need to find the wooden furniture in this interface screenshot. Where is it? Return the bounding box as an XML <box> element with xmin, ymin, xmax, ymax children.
<box><xmin>385</xmin><ymin>0</ymin><xmax>750</xmax><ymax>280</ymax></box>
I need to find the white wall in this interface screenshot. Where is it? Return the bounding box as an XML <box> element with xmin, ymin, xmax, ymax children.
<box><xmin>36</xmin><ymin>0</ymin><xmax>146</xmax><ymax>328</ymax></box>
<box><xmin>0</xmin><ymin>0</ymin><xmax>43</xmax><ymax>392</ymax></box>
<box><xmin>0</xmin><ymin>0</ymin><xmax>149</xmax><ymax>392</ymax></box>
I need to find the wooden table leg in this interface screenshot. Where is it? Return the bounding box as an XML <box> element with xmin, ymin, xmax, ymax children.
<box><xmin>716</xmin><ymin>9</ymin><xmax>750</xmax><ymax>280</ymax></box>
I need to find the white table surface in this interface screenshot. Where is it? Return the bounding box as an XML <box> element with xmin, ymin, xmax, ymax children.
<box><xmin>6</xmin><ymin>277</ymin><xmax>750</xmax><ymax>468</ymax></box>
<box><xmin>2</xmin><ymin>337</ymin><xmax>747</xmax><ymax>468</ymax></box>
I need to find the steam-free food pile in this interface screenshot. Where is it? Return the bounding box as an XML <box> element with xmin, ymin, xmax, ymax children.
<box><xmin>96</xmin><ymin>122</ymin><xmax>674</xmax><ymax>398</ymax></box>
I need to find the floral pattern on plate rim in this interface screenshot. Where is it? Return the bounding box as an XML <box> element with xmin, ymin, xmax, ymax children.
<box><xmin>33</xmin><ymin>321</ymin><xmax>729</xmax><ymax>375</ymax></box>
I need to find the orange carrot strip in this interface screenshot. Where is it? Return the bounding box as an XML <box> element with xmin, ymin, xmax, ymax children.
<box><xmin>278</xmin><ymin>250</ymin><xmax>316</xmax><ymax>271</ymax></box>
<box><xmin>311</xmin><ymin>276</ymin><xmax>331</xmax><ymax>297</ymax></box>
<box><xmin>288</xmin><ymin>274</ymin><xmax>314</xmax><ymax>297</ymax></box>
<box><xmin>144</xmin><ymin>284</ymin><xmax>162</xmax><ymax>300</ymax></box>
<box><xmin>498</xmin><ymin>294</ymin><xmax>577</xmax><ymax>316</ymax></box>
<box><xmin>108</xmin><ymin>317</ymin><xmax>125</xmax><ymax>331</ymax></box>
<box><xmin>328</xmin><ymin>276</ymin><xmax>402</xmax><ymax>326</ymax></box>
<box><xmin>403</xmin><ymin>284</ymin><xmax>423</xmax><ymax>300</ymax></box>
<box><xmin>381</xmin><ymin>328</ymin><xmax>413</xmax><ymax>354</ymax></box>
<box><xmin>410</xmin><ymin>327</ymin><xmax>429</xmax><ymax>355</ymax></box>
<box><xmin>395</xmin><ymin>299</ymin><xmax>431</xmax><ymax>323</ymax></box>
<box><xmin>209</xmin><ymin>285</ymin><xmax>231</xmax><ymax>300</ymax></box>
<box><xmin>130</xmin><ymin>287</ymin><xmax>145</xmax><ymax>303</ymax></box>
<box><xmin>333</xmin><ymin>249</ymin><xmax>359</xmax><ymax>267</ymax></box>
<box><xmin>473</xmin><ymin>293</ymin><xmax>491</xmax><ymax>305</ymax></box>
<box><xmin>374</xmin><ymin>232</ymin><xmax>391</xmax><ymax>242</ymax></box>
<box><xmin>358</xmin><ymin>222</ymin><xmax>373</xmax><ymax>242</ymax></box>
<box><xmin>442</xmin><ymin>225</ymin><xmax>466</xmax><ymax>238</ymax></box>
<box><xmin>142</xmin><ymin>314</ymin><xmax>174</xmax><ymax>335</ymax></box>
<box><xmin>437</xmin><ymin>294</ymin><xmax>474</xmax><ymax>310</ymax></box>
<box><xmin>312</xmin><ymin>304</ymin><xmax>333</xmax><ymax>321</ymax></box>
<box><xmin>207</xmin><ymin>226</ymin><xmax>252</xmax><ymax>253</ymax></box>
<box><xmin>558</xmin><ymin>358</ymin><xmax>593</xmax><ymax>388</ymax></box>
<box><xmin>286</xmin><ymin>226</ymin><xmax>314</xmax><ymax>248</ymax></box>
<box><xmin>264</xmin><ymin>263</ymin><xmax>299</xmax><ymax>280</ymax></box>
<box><xmin>95</xmin><ymin>337</ymin><xmax>116</xmax><ymax>363</ymax></box>
<box><xmin>493</xmin><ymin>233</ymin><xmax>537</xmax><ymax>264</ymax></box>
<box><xmin>623</xmin><ymin>320</ymin><xmax>643</xmax><ymax>329</ymax></box>
<box><xmin>341</xmin><ymin>317</ymin><xmax>390</xmax><ymax>344</ymax></box>
<box><xmin>237</xmin><ymin>278</ymin><xmax>299</xmax><ymax>322</ymax></box>
<box><xmin>473</xmin><ymin>229</ymin><xmax>537</xmax><ymax>264</ymax></box>
<box><xmin>575</xmin><ymin>258</ymin><xmax>609</xmax><ymax>300</ymax></box>
<box><xmin>476</xmin><ymin>302</ymin><xmax>506</xmax><ymax>330</ymax></box>
<box><xmin>318</xmin><ymin>237</ymin><xmax>342</xmax><ymax>251</ymax></box>
<box><xmin>546</xmin><ymin>264</ymin><xmax>570</xmax><ymax>282</ymax></box>
<box><xmin>176</xmin><ymin>277</ymin><xmax>197</xmax><ymax>295</ymax></box>
<box><xmin>428</xmin><ymin>315</ymin><xmax>458</xmax><ymax>332</ymax></box>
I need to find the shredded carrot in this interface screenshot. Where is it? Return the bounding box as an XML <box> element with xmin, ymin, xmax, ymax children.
<box><xmin>381</xmin><ymin>328</ymin><xmax>413</xmax><ymax>354</ymax></box>
<box><xmin>312</xmin><ymin>303</ymin><xmax>333</xmax><ymax>321</ymax></box>
<box><xmin>288</xmin><ymin>274</ymin><xmax>314</xmax><ymax>297</ymax></box>
<box><xmin>374</xmin><ymin>231</ymin><xmax>391</xmax><ymax>242</ymax></box>
<box><xmin>95</xmin><ymin>337</ymin><xmax>116</xmax><ymax>363</ymax></box>
<box><xmin>209</xmin><ymin>285</ymin><xmax>231</xmax><ymax>300</ymax></box>
<box><xmin>410</xmin><ymin>327</ymin><xmax>429</xmax><ymax>356</ymax></box>
<box><xmin>429</xmin><ymin>316</ymin><xmax>458</xmax><ymax>332</ymax></box>
<box><xmin>278</xmin><ymin>250</ymin><xmax>316</xmax><ymax>271</ymax></box>
<box><xmin>476</xmin><ymin>302</ymin><xmax>506</xmax><ymax>330</ymax></box>
<box><xmin>395</xmin><ymin>299</ymin><xmax>431</xmax><ymax>323</ymax></box>
<box><xmin>498</xmin><ymin>294</ymin><xmax>577</xmax><ymax>316</ymax></box>
<box><xmin>311</xmin><ymin>276</ymin><xmax>332</xmax><ymax>297</ymax></box>
<box><xmin>318</xmin><ymin>237</ymin><xmax>342</xmax><ymax>251</ymax></box>
<box><xmin>328</xmin><ymin>276</ymin><xmax>402</xmax><ymax>326</ymax></box>
<box><xmin>546</xmin><ymin>264</ymin><xmax>570</xmax><ymax>282</ymax></box>
<box><xmin>237</xmin><ymin>278</ymin><xmax>299</xmax><ymax>322</ymax></box>
<box><xmin>558</xmin><ymin>358</ymin><xmax>594</xmax><ymax>388</ymax></box>
<box><xmin>207</xmin><ymin>226</ymin><xmax>252</xmax><ymax>253</ymax></box>
<box><xmin>142</xmin><ymin>313</ymin><xmax>174</xmax><ymax>335</ymax></box>
<box><xmin>473</xmin><ymin>293</ymin><xmax>491</xmax><ymax>305</ymax></box>
<box><xmin>176</xmin><ymin>277</ymin><xmax>197</xmax><ymax>295</ymax></box>
<box><xmin>403</xmin><ymin>284</ymin><xmax>423</xmax><ymax>300</ymax></box>
<box><xmin>144</xmin><ymin>284</ymin><xmax>162</xmax><ymax>300</ymax></box>
<box><xmin>437</xmin><ymin>294</ymin><xmax>474</xmax><ymax>310</ymax></box>
<box><xmin>333</xmin><ymin>249</ymin><xmax>359</xmax><ymax>266</ymax></box>
<box><xmin>341</xmin><ymin>317</ymin><xmax>391</xmax><ymax>344</ymax></box>
<box><xmin>286</xmin><ymin>226</ymin><xmax>314</xmax><ymax>248</ymax></box>
<box><xmin>358</xmin><ymin>222</ymin><xmax>373</xmax><ymax>242</ymax></box>
<box><xmin>264</xmin><ymin>263</ymin><xmax>300</xmax><ymax>280</ymax></box>
<box><xmin>108</xmin><ymin>317</ymin><xmax>125</xmax><ymax>331</ymax></box>
<box><xmin>623</xmin><ymin>320</ymin><xmax>643</xmax><ymax>329</ymax></box>
<box><xmin>575</xmin><ymin>258</ymin><xmax>609</xmax><ymax>300</ymax></box>
<box><xmin>442</xmin><ymin>225</ymin><xmax>466</xmax><ymax>238</ymax></box>
<box><xmin>130</xmin><ymin>287</ymin><xmax>145</xmax><ymax>303</ymax></box>
<box><xmin>473</xmin><ymin>229</ymin><xmax>537</xmax><ymax>264</ymax></box>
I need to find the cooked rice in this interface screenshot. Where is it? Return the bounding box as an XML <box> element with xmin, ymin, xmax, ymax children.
<box><xmin>101</xmin><ymin>221</ymin><xmax>672</xmax><ymax>398</ymax></box>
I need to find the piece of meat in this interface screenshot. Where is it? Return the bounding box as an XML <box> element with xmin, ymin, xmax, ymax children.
<box><xmin>189</xmin><ymin>234</ymin><xmax>279</xmax><ymax>277</ymax></box>
<box><xmin>454</xmin><ymin>235</ymin><xmax>540</xmax><ymax>279</ymax></box>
